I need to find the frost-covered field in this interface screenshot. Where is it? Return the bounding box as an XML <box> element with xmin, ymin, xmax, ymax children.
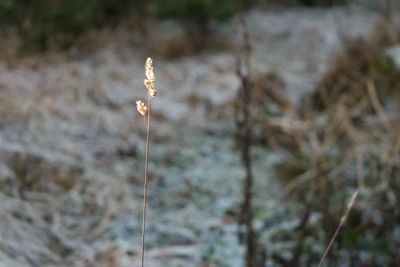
<box><xmin>0</xmin><ymin>6</ymin><xmax>380</xmax><ymax>266</ymax></box>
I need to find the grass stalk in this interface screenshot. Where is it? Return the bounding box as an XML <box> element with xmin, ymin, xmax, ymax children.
<box><xmin>137</xmin><ymin>57</ymin><xmax>157</xmax><ymax>267</ymax></box>
<box><xmin>317</xmin><ymin>189</ymin><xmax>359</xmax><ymax>267</ymax></box>
<box><xmin>140</xmin><ymin>95</ymin><xmax>151</xmax><ymax>267</ymax></box>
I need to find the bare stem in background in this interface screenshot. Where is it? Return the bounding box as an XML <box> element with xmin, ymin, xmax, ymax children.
<box><xmin>317</xmin><ymin>190</ymin><xmax>359</xmax><ymax>267</ymax></box>
<box><xmin>235</xmin><ymin>15</ymin><xmax>259</xmax><ymax>267</ymax></box>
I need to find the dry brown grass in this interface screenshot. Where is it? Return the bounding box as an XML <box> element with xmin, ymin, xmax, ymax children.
<box><xmin>267</xmin><ymin>22</ymin><xmax>400</xmax><ymax>265</ymax></box>
<box><xmin>0</xmin><ymin>153</ymin><xmax>126</xmax><ymax>266</ymax></box>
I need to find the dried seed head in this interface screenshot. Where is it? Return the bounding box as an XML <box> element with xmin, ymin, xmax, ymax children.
<box><xmin>145</xmin><ymin>57</ymin><xmax>155</xmax><ymax>82</ymax></box>
<box><xmin>146</xmin><ymin>70</ymin><xmax>155</xmax><ymax>82</ymax></box>
<box><xmin>149</xmin><ymin>88</ymin><xmax>157</xmax><ymax>97</ymax></box>
<box><xmin>145</xmin><ymin>57</ymin><xmax>153</xmax><ymax>69</ymax></box>
<box><xmin>144</xmin><ymin>57</ymin><xmax>157</xmax><ymax>97</ymax></box>
<box><xmin>144</xmin><ymin>79</ymin><xmax>154</xmax><ymax>90</ymax></box>
<box><xmin>136</xmin><ymin>100</ymin><xmax>148</xmax><ymax>116</ymax></box>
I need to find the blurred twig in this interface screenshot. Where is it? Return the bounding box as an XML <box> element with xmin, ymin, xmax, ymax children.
<box><xmin>234</xmin><ymin>15</ymin><xmax>258</xmax><ymax>267</ymax></box>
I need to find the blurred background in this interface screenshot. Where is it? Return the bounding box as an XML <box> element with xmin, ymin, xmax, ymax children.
<box><xmin>0</xmin><ymin>0</ymin><xmax>399</xmax><ymax>266</ymax></box>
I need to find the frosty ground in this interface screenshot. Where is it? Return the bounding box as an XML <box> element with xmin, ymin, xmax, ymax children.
<box><xmin>0</xmin><ymin>6</ymin><xmax>381</xmax><ymax>267</ymax></box>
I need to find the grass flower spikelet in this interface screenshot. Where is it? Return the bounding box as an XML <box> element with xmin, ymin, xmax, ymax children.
<box><xmin>144</xmin><ymin>57</ymin><xmax>157</xmax><ymax>97</ymax></box>
<box><xmin>136</xmin><ymin>100</ymin><xmax>148</xmax><ymax>116</ymax></box>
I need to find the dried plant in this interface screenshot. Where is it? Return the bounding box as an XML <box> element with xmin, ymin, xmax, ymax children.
<box><xmin>136</xmin><ymin>57</ymin><xmax>157</xmax><ymax>267</ymax></box>
<box><xmin>234</xmin><ymin>16</ymin><xmax>261</xmax><ymax>267</ymax></box>
<box><xmin>317</xmin><ymin>190</ymin><xmax>359</xmax><ymax>267</ymax></box>
<box><xmin>269</xmin><ymin>25</ymin><xmax>400</xmax><ymax>265</ymax></box>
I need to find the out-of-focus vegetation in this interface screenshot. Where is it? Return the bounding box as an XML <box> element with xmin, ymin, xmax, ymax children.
<box><xmin>267</xmin><ymin>23</ymin><xmax>400</xmax><ymax>265</ymax></box>
<box><xmin>0</xmin><ymin>0</ymin><xmax>350</xmax><ymax>54</ymax></box>
<box><xmin>292</xmin><ymin>0</ymin><xmax>347</xmax><ymax>6</ymax></box>
<box><xmin>150</xmin><ymin>0</ymin><xmax>248</xmax><ymax>20</ymax></box>
<box><xmin>0</xmin><ymin>0</ymin><xmax>137</xmax><ymax>51</ymax></box>
<box><xmin>0</xmin><ymin>0</ymin><xmax>249</xmax><ymax>53</ymax></box>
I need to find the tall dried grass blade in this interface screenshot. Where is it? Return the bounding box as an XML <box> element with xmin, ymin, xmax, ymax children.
<box><xmin>317</xmin><ymin>190</ymin><xmax>359</xmax><ymax>267</ymax></box>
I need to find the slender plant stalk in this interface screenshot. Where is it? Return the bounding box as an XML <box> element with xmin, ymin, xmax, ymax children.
<box><xmin>137</xmin><ymin>57</ymin><xmax>157</xmax><ymax>267</ymax></box>
<box><xmin>235</xmin><ymin>15</ymin><xmax>257</xmax><ymax>267</ymax></box>
<box><xmin>140</xmin><ymin>95</ymin><xmax>151</xmax><ymax>267</ymax></box>
<box><xmin>317</xmin><ymin>189</ymin><xmax>359</xmax><ymax>267</ymax></box>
